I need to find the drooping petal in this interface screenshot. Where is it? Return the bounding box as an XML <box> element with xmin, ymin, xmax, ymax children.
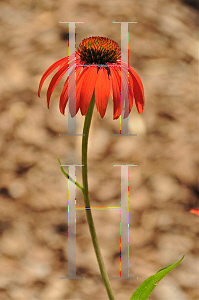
<box><xmin>119</xmin><ymin>60</ymin><xmax>135</xmax><ymax>118</ymax></box>
<box><xmin>38</xmin><ymin>56</ymin><xmax>69</xmax><ymax>97</ymax></box>
<box><xmin>38</xmin><ymin>52</ymin><xmax>77</xmax><ymax>97</ymax></box>
<box><xmin>190</xmin><ymin>209</ymin><xmax>199</xmax><ymax>216</ymax></box>
<box><xmin>109</xmin><ymin>65</ymin><xmax>121</xmax><ymax>120</ymax></box>
<box><xmin>59</xmin><ymin>56</ymin><xmax>84</xmax><ymax>116</ymax></box>
<box><xmin>59</xmin><ymin>77</ymin><xmax>69</xmax><ymax>115</ymax></box>
<box><xmin>46</xmin><ymin>58</ymin><xmax>76</xmax><ymax>108</ymax></box>
<box><xmin>74</xmin><ymin>66</ymin><xmax>84</xmax><ymax>116</ymax></box>
<box><xmin>129</xmin><ymin>66</ymin><xmax>144</xmax><ymax>95</ymax></box>
<box><xmin>95</xmin><ymin>67</ymin><xmax>110</xmax><ymax>118</ymax></box>
<box><xmin>58</xmin><ymin>54</ymin><xmax>80</xmax><ymax>76</ymax></box>
<box><xmin>76</xmin><ymin>66</ymin><xmax>90</xmax><ymax>111</ymax></box>
<box><xmin>126</xmin><ymin>71</ymin><xmax>134</xmax><ymax>118</ymax></box>
<box><xmin>119</xmin><ymin>60</ymin><xmax>131</xmax><ymax>118</ymax></box>
<box><xmin>129</xmin><ymin>66</ymin><xmax>144</xmax><ymax>114</ymax></box>
<box><xmin>79</xmin><ymin>65</ymin><xmax>98</xmax><ymax>115</ymax></box>
<box><xmin>109</xmin><ymin>74</ymin><xmax>113</xmax><ymax>100</ymax></box>
<box><xmin>46</xmin><ymin>65</ymin><xmax>68</xmax><ymax>108</ymax></box>
<box><xmin>117</xmin><ymin>63</ymin><xmax>126</xmax><ymax>115</ymax></box>
<box><xmin>56</xmin><ymin>62</ymin><xmax>66</xmax><ymax>72</ymax></box>
<box><xmin>69</xmin><ymin>66</ymin><xmax>83</xmax><ymax>117</ymax></box>
<box><xmin>59</xmin><ymin>66</ymin><xmax>83</xmax><ymax>116</ymax></box>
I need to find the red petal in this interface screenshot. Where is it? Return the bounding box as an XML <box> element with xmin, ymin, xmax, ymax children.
<box><xmin>118</xmin><ymin>60</ymin><xmax>133</xmax><ymax>118</ymax></box>
<box><xmin>38</xmin><ymin>56</ymin><xmax>69</xmax><ymax>97</ymax></box>
<box><xmin>79</xmin><ymin>66</ymin><xmax>98</xmax><ymax>116</ymax></box>
<box><xmin>95</xmin><ymin>67</ymin><xmax>110</xmax><ymax>118</ymax></box>
<box><xmin>46</xmin><ymin>64</ymin><xmax>69</xmax><ymax>108</ymax></box>
<box><xmin>109</xmin><ymin>74</ymin><xmax>113</xmax><ymax>100</ymax></box>
<box><xmin>109</xmin><ymin>65</ymin><xmax>121</xmax><ymax>120</ymax></box>
<box><xmin>59</xmin><ymin>66</ymin><xmax>83</xmax><ymax>116</ymax></box>
<box><xmin>69</xmin><ymin>66</ymin><xmax>83</xmax><ymax>117</ymax></box>
<box><xmin>38</xmin><ymin>52</ymin><xmax>77</xmax><ymax>97</ymax></box>
<box><xmin>118</xmin><ymin>62</ymin><xmax>127</xmax><ymax>118</ymax></box>
<box><xmin>75</xmin><ymin>66</ymin><xmax>84</xmax><ymax>115</ymax></box>
<box><xmin>46</xmin><ymin>58</ymin><xmax>76</xmax><ymax>108</ymax></box>
<box><xmin>76</xmin><ymin>66</ymin><xmax>90</xmax><ymax>111</ymax></box>
<box><xmin>126</xmin><ymin>72</ymin><xmax>134</xmax><ymax>117</ymax></box>
<box><xmin>190</xmin><ymin>209</ymin><xmax>199</xmax><ymax>216</ymax></box>
<box><xmin>57</xmin><ymin>61</ymin><xmax>67</xmax><ymax>72</ymax></box>
<box><xmin>116</xmin><ymin>66</ymin><xmax>124</xmax><ymax>113</ymax></box>
<box><xmin>129</xmin><ymin>66</ymin><xmax>144</xmax><ymax>114</ymax></box>
<box><xmin>59</xmin><ymin>77</ymin><xmax>69</xmax><ymax>115</ymax></box>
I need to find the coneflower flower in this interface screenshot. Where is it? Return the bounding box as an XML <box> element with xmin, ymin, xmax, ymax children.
<box><xmin>38</xmin><ymin>36</ymin><xmax>144</xmax><ymax>119</ymax></box>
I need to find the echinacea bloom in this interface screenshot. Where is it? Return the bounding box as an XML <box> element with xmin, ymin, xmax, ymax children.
<box><xmin>38</xmin><ymin>36</ymin><xmax>144</xmax><ymax>119</ymax></box>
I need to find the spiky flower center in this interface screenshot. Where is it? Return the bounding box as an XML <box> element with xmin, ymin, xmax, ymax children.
<box><xmin>77</xmin><ymin>36</ymin><xmax>121</xmax><ymax>65</ymax></box>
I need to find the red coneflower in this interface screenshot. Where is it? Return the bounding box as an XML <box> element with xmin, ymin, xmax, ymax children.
<box><xmin>38</xmin><ymin>36</ymin><xmax>144</xmax><ymax>119</ymax></box>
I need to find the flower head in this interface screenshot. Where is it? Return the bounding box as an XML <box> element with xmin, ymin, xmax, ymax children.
<box><xmin>38</xmin><ymin>36</ymin><xmax>144</xmax><ymax>119</ymax></box>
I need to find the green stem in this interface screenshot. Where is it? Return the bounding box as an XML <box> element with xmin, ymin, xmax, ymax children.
<box><xmin>82</xmin><ymin>92</ymin><xmax>115</xmax><ymax>300</ymax></box>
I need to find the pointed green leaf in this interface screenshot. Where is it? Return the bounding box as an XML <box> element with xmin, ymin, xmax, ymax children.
<box><xmin>130</xmin><ymin>255</ymin><xmax>185</xmax><ymax>300</ymax></box>
<box><xmin>57</xmin><ymin>157</ymin><xmax>84</xmax><ymax>193</ymax></box>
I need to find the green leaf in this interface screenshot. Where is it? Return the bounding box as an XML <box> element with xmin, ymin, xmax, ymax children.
<box><xmin>57</xmin><ymin>157</ymin><xmax>84</xmax><ymax>193</ymax></box>
<box><xmin>130</xmin><ymin>255</ymin><xmax>185</xmax><ymax>300</ymax></box>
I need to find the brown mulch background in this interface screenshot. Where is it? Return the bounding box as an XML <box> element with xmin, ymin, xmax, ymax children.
<box><xmin>0</xmin><ymin>0</ymin><xmax>198</xmax><ymax>299</ymax></box>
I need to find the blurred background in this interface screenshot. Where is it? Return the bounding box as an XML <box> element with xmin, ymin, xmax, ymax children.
<box><xmin>0</xmin><ymin>0</ymin><xmax>198</xmax><ymax>299</ymax></box>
